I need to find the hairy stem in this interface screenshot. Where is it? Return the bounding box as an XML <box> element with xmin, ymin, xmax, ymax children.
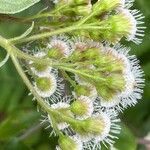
<box><xmin>9</xmin><ymin>25</ymin><xmax>109</xmax><ymax>44</ymax></box>
<box><xmin>0</xmin><ymin>35</ymin><xmax>80</xmax><ymax>133</ymax></box>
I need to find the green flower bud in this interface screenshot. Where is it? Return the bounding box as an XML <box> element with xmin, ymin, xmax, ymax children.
<box><xmin>58</xmin><ymin>135</ymin><xmax>82</xmax><ymax>150</ymax></box>
<box><xmin>36</xmin><ymin>77</ymin><xmax>52</xmax><ymax>91</ymax></box>
<box><xmin>74</xmin><ymin>85</ymin><xmax>90</xmax><ymax>97</ymax></box>
<box><xmin>48</xmin><ymin>48</ymin><xmax>62</xmax><ymax>59</ymax></box>
<box><xmin>74</xmin><ymin>0</ymin><xmax>90</xmax><ymax>5</ymax></box>
<box><xmin>83</xmin><ymin>48</ymin><xmax>101</xmax><ymax>60</ymax></box>
<box><xmin>71</xmin><ymin>99</ymin><xmax>88</xmax><ymax>116</ymax></box>
<box><xmin>93</xmin><ymin>0</ymin><xmax>124</xmax><ymax>15</ymax></box>
<box><xmin>102</xmin><ymin>12</ymin><xmax>136</xmax><ymax>43</ymax></box>
<box><xmin>32</xmin><ymin>63</ymin><xmax>48</xmax><ymax>72</ymax></box>
<box><xmin>95</xmin><ymin>74</ymin><xmax>125</xmax><ymax>100</ymax></box>
<box><xmin>75</xmin><ymin>4</ymin><xmax>92</xmax><ymax>16</ymax></box>
<box><xmin>70</xmin><ymin>96</ymin><xmax>93</xmax><ymax>119</ymax></box>
<box><xmin>55</xmin><ymin>107</ymin><xmax>73</xmax><ymax>123</ymax></box>
<box><xmin>71</xmin><ymin>114</ymin><xmax>109</xmax><ymax>138</ymax></box>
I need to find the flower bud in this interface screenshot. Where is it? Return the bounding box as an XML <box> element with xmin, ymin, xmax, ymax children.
<box><xmin>58</xmin><ymin>135</ymin><xmax>82</xmax><ymax>150</ymax></box>
<box><xmin>102</xmin><ymin>9</ymin><xmax>145</xmax><ymax>44</ymax></box>
<box><xmin>93</xmin><ymin>0</ymin><xmax>124</xmax><ymax>15</ymax></box>
<box><xmin>47</xmin><ymin>35</ymin><xmax>73</xmax><ymax>58</ymax></box>
<box><xmin>74</xmin><ymin>0</ymin><xmax>90</xmax><ymax>5</ymax></box>
<box><xmin>73</xmin><ymin>83</ymin><xmax>97</xmax><ymax>101</ymax></box>
<box><xmin>71</xmin><ymin>113</ymin><xmax>113</xmax><ymax>142</ymax></box>
<box><xmin>70</xmin><ymin>96</ymin><xmax>93</xmax><ymax>119</ymax></box>
<box><xmin>74</xmin><ymin>85</ymin><xmax>90</xmax><ymax>97</ymax></box>
<box><xmin>34</xmin><ymin>74</ymin><xmax>57</xmax><ymax>98</ymax></box>
<box><xmin>48</xmin><ymin>101</ymin><xmax>73</xmax><ymax>130</ymax></box>
<box><xmin>48</xmin><ymin>48</ymin><xmax>63</xmax><ymax>59</ymax></box>
<box><xmin>36</xmin><ymin>77</ymin><xmax>52</xmax><ymax>91</ymax></box>
<box><xmin>75</xmin><ymin>4</ymin><xmax>92</xmax><ymax>16</ymax></box>
<box><xmin>29</xmin><ymin>51</ymin><xmax>51</xmax><ymax>77</ymax></box>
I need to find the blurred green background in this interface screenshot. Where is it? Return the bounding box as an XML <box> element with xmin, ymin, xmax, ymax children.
<box><xmin>0</xmin><ymin>0</ymin><xmax>150</xmax><ymax>150</ymax></box>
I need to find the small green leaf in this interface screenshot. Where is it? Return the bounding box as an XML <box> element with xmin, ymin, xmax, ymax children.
<box><xmin>0</xmin><ymin>53</ymin><xmax>9</xmax><ymax>68</ymax></box>
<box><xmin>10</xmin><ymin>22</ymin><xmax>34</xmax><ymax>42</ymax></box>
<box><xmin>114</xmin><ymin>124</ymin><xmax>137</xmax><ymax>150</ymax></box>
<box><xmin>0</xmin><ymin>0</ymin><xmax>40</xmax><ymax>14</ymax></box>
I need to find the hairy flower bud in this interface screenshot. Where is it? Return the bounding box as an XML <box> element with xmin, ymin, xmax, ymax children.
<box><xmin>58</xmin><ymin>135</ymin><xmax>82</xmax><ymax>150</ymax></box>
<box><xmin>102</xmin><ymin>9</ymin><xmax>145</xmax><ymax>44</ymax></box>
<box><xmin>29</xmin><ymin>51</ymin><xmax>51</xmax><ymax>77</ymax></box>
<box><xmin>47</xmin><ymin>35</ymin><xmax>73</xmax><ymax>58</ymax></box>
<box><xmin>34</xmin><ymin>74</ymin><xmax>57</xmax><ymax>98</ymax></box>
<box><xmin>93</xmin><ymin>0</ymin><xmax>125</xmax><ymax>15</ymax></box>
<box><xmin>75</xmin><ymin>4</ymin><xmax>92</xmax><ymax>16</ymax></box>
<box><xmin>70</xmin><ymin>96</ymin><xmax>93</xmax><ymax>119</ymax></box>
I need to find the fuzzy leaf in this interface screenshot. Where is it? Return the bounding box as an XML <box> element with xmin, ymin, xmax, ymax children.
<box><xmin>0</xmin><ymin>0</ymin><xmax>40</xmax><ymax>14</ymax></box>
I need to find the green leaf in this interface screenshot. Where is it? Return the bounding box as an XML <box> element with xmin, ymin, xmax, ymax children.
<box><xmin>101</xmin><ymin>124</ymin><xmax>137</xmax><ymax>150</ymax></box>
<box><xmin>10</xmin><ymin>22</ymin><xmax>35</xmax><ymax>42</ymax></box>
<box><xmin>3</xmin><ymin>138</ymin><xmax>31</xmax><ymax>150</ymax></box>
<box><xmin>0</xmin><ymin>110</ymin><xmax>40</xmax><ymax>141</ymax></box>
<box><xmin>0</xmin><ymin>0</ymin><xmax>40</xmax><ymax>14</ymax></box>
<box><xmin>114</xmin><ymin>124</ymin><xmax>137</xmax><ymax>150</ymax></box>
<box><xmin>0</xmin><ymin>53</ymin><xmax>9</xmax><ymax>68</ymax></box>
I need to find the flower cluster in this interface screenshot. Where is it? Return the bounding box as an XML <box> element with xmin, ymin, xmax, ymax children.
<box><xmin>23</xmin><ymin>0</ymin><xmax>145</xmax><ymax>149</ymax></box>
<box><xmin>51</xmin><ymin>0</ymin><xmax>145</xmax><ymax>44</ymax></box>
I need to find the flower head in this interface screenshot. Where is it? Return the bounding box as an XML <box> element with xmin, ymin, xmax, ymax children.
<box><xmin>118</xmin><ymin>8</ymin><xmax>145</xmax><ymax>44</ymax></box>
<box><xmin>71</xmin><ymin>96</ymin><xmax>94</xmax><ymax>120</ymax></box>
<box><xmin>57</xmin><ymin>135</ymin><xmax>83</xmax><ymax>150</ymax></box>
<box><xmin>95</xmin><ymin>44</ymin><xmax>144</xmax><ymax>111</ymax></box>
<box><xmin>83</xmin><ymin>110</ymin><xmax>121</xmax><ymax>149</ymax></box>
<box><xmin>73</xmin><ymin>81</ymin><xmax>97</xmax><ymax>101</ymax></box>
<box><xmin>47</xmin><ymin>35</ymin><xmax>73</xmax><ymax>58</ymax></box>
<box><xmin>34</xmin><ymin>71</ymin><xmax>64</xmax><ymax>99</ymax></box>
<box><xmin>29</xmin><ymin>51</ymin><xmax>52</xmax><ymax>77</ymax></box>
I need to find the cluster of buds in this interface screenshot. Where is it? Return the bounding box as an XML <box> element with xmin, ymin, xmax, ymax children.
<box><xmin>23</xmin><ymin>0</ymin><xmax>145</xmax><ymax>149</ymax></box>
<box><xmin>49</xmin><ymin>0</ymin><xmax>145</xmax><ymax>44</ymax></box>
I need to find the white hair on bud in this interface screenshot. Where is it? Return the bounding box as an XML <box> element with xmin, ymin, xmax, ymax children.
<box><xmin>73</xmin><ymin>81</ymin><xmax>98</xmax><ymax>101</ymax></box>
<box><xmin>29</xmin><ymin>51</ymin><xmax>52</xmax><ymax>77</ymax></box>
<box><xmin>95</xmin><ymin>44</ymin><xmax>144</xmax><ymax>111</ymax></box>
<box><xmin>124</xmin><ymin>0</ymin><xmax>134</xmax><ymax>8</ymax></box>
<box><xmin>75</xmin><ymin>96</ymin><xmax>94</xmax><ymax>120</ymax></box>
<box><xmin>83</xmin><ymin>109</ymin><xmax>121</xmax><ymax>149</ymax></box>
<box><xmin>47</xmin><ymin>34</ymin><xmax>74</xmax><ymax>57</ymax></box>
<box><xmin>34</xmin><ymin>70</ymin><xmax>64</xmax><ymax>100</ymax></box>
<box><xmin>56</xmin><ymin>135</ymin><xmax>83</xmax><ymax>150</ymax></box>
<box><xmin>118</xmin><ymin>8</ymin><xmax>146</xmax><ymax>44</ymax></box>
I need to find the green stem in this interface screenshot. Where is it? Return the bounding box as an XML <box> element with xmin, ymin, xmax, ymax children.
<box><xmin>61</xmin><ymin>70</ymin><xmax>77</xmax><ymax>87</ymax></box>
<box><xmin>77</xmin><ymin>12</ymin><xmax>96</xmax><ymax>26</ymax></box>
<box><xmin>0</xmin><ymin>35</ymin><xmax>81</xmax><ymax>131</ymax></box>
<box><xmin>26</xmin><ymin>4</ymin><xmax>68</xmax><ymax>20</ymax></box>
<box><xmin>58</xmin><ymin>65</ymin><xmax>106</xmax><ymax>82</ymax></box>
<box><xmin>9</xmin><ymin>25</ymin><xmax>109</xmax><ymax>44</ymax></box>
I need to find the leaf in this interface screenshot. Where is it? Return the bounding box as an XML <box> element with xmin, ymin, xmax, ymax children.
<box><xmin>0</xmin><ymin>53</ymin><xmax>9</xmax><ymax>68</ymax></box>
<box><xmin>101</xmin><ymin>124</ymin><xmax>137</xmax><ymax>150</ymax></box>
<box><xmin>0</xmin><ymin>0</ymin><xmax>41</xmax><ymax>14</ymax></box>
<box><xmin>114</xmin><ymin>124</ymin><xmax>137</xmax><ymax>150</ymax></box>
<box><xmin>10</xmin><ymin>22</ymin><xmax>34</xmax><ymax>42</ymax></box>
<box><xmin>0</xmin><ymin>110</ymin><xmax>40</xmax><ymax>141</ymax></box>
<box><xmin>3</xmin><ymin>138</ymin><xmax>31</xmax><ymax>150</ymax></box>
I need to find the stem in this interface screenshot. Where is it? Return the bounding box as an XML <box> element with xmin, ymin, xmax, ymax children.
<box><xmin>58</xmin><ymin>65</ymin><xmax>106</xmax><ymax>82</ymax></box>
<box><xmin>61</xmin><ymin>70</ymin><xmax>77</xmax><ymax>87</ymax></box>
<box><xmin>9</xmin><ymin>25</ymin><xmax>109</xmax><ymax>44</ymax></box>
<box><xmin>0</xmin><ymin>35</ymin><xmax>79</xmax><ymax>128</ymax></box>
<box><xmin>77</xmin><ymin>12</ymin><xmax>96</xmax><ymax>26</ymax></box>
<box><xmin>26</xmin><ymin>4</ymin><xmax>67</xmax><ymax>20</ymax></box>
